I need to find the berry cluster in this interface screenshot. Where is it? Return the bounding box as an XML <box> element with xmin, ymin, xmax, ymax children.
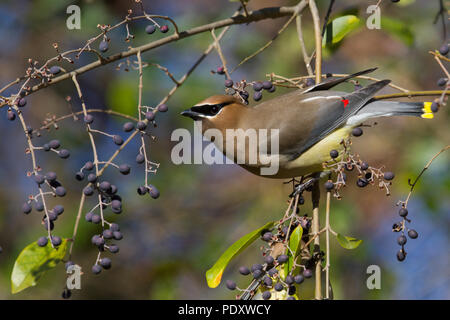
<box><xmin>323</xmin><ymin>137</ymin><xmax>395</xmax><ymax>198</ymax></box>
<box><xmin>225</xmin><ymin>193</ymin><xmax>317</xmax><ymax>300</ymax></box>
<box><xmin>223</xmin><ymin>78</ymin><xmax>276</xmax><ymax>105</ymax></box>
<box><xmin>392</xmin><ymin>207</ymin><xmax>418</xmax><ymax>262</ymax></box>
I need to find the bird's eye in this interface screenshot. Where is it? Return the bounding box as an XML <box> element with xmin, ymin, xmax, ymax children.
<box><xmin>211</xmin><ymin>105</ymin><xmax>219</xmax><ymax>114</ymax></box>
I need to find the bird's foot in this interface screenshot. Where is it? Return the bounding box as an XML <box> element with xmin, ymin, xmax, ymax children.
<box><xmin>290</xmin><ymin>177</ymin><xmax>319</xmax><ymax>197</ymax></box>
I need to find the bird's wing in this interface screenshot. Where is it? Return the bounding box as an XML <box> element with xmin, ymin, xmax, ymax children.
<box><xmin>302</xmin><ymin>67</ymin><xmax>378</xmax><ymax>93</ymax></box>
<box><xmin>280</xmin><ymin>80</ymin><xmax>391</xmax><ymax>160</ymax></box>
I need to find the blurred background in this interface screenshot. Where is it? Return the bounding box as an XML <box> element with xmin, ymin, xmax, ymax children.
<box><xmin>0</xmin><ymin>0</ymin><xmax>448</xmax><ymax>299</ymax></box>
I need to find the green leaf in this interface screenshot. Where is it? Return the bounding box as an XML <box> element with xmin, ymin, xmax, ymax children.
<box><xmin>206</xmin><ymin>221</ymin><xmax>275</xmax><ymax>288</ymax></box>
<box><xmin>336</xmin><ymin>234</ymin><xmax>362</xmax><ymax>250</ymax></box>
<box><xmin>106</xmin><ymin>79</ymin><xmax>138</xmax><ymax>116</ymax></box>
<box><xmin>381</xmin><ymin>17</ymin><xmax>414</xmax><ymax>46</ymax></box>
<box><xmin>322</xmin><ymin>15</ymin><xmax>361</xmax><ymax>48</ymax></box>
<box><xmin>285</xmin><ymin>225</ymin><xmax>303</xmax><ymax>275</ymax></box>
<box><xmin>11</xmin><ymin>239</ymin><xmax>68</xmax><ymax>294</ymax></box>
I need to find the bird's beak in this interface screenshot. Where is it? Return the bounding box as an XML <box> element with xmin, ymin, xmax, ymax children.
<box><xmin>180</xmin><ymin>108</ymin><xmax>203</xmax><ymax>120</ymax></box>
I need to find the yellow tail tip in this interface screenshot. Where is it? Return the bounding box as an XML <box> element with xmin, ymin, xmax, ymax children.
<box><xmin>421</xmin><ymin>102</ymin><xmax>435</xmax><ymax>119</ymax></box>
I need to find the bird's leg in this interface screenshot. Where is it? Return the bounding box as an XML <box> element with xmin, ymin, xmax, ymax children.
<box><xmin>290</xmin><ymin>176</ymin><xmax>319</xmax><ymax>197</ymax></box>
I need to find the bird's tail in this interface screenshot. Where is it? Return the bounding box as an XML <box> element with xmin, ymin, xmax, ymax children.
<box><xmin>351</xmin><ymin>101</ymin><xmax>435</xmax><ymax>124</ymax></box>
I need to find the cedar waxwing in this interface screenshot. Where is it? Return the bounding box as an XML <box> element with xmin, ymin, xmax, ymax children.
<box><xmin>181</xmin><ymin>68</ymin><xmax>434</xmax><ymax>179</ymax></box>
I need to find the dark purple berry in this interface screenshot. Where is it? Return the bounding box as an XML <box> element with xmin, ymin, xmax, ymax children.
<box><xmin>17</xmin><ymin>98</ymin><xmax>27</xmax><ymax>108</ymax></box>
<box><xmin>145</xmin><ymin>111</ymin><xmax>155</xmax><ymax>121</ymax></box>
<box><xmin>274</xmin><ymin>282</ymin><xmax>284</xmax><ymax>291</ymax></box>
<box><xmin>157</xmin><ymin>104</ymin><xmax>168</xmax><ymax>112</ymax></box>
<box><xmin>75</xmin><ymin>171</ymin><xmax>85</xmax><ymax>181</ymax></box>
<box><xmin>408</xmin><ymin>229</ymin><xmax>418</xmax><ymax>239</ymax></box>
<box><xmin>92</xmin><ymin>264</ymin><xmax>102</xmax><ymax>274</ymax></box>
<box><xmin>99</xmin><ymin>40</ymin><xmax>109</xmax><ymax>52</ymax></box>
<box><xmin>264</xmin><ymin>255</ymin><xmax>274</xmax><ymax>265</ymax></box>
<box><xmin>294</xmin><ymin>274</ymin><xmax>304</xmax><ymax>284</ymax></box>
<box><xmin>34</xmin><ymin>174</ymin><xmax>45</xmax><ymax>185</ymax></box>
<box><xmin>330</xmin><ymin>149</ymin><xmax>339</xmax><ymax>159</ymax></box>
<box><xmin>399</xmin><ymin>208</ymin><xmax>408</xmax><ymax>217</ymax></box>
<box><xmin>58</xmin><ymin>149</ymin><xmax>70</xmax><ymax>159</ymax></box>
<box><xmin>437</xmin><ymin>78</ymin><xmax>447</xmax><ymax>87</ymax></box>
<box><xmin>397</xmin><ymin>250</ymin><xmax>406</xmax><ymax>261</ymax></box>
<box><xmin>100</xmin><ymin>258</ymin><xmax>111</xmax><ymax>269</ymax></box>
<box><xmin>145</xmin><ymin>25</ymin><xmax>156</xmax><ymax>34</ymax></box>
<box><xmin>51</xmin><ymin>236</ymin><xmax>62</xmax><ymax>246</ymax></box>
<box><xmin>360</xmin><ymin>162</ymin><xmax>369</xmax><ymax>170</ymax></box>
<box><xmin>239</xmin><ymin>266</ymin><xmax>250</xmax><ymax>275</ymax></box>
<box><xmin>216</xmin><ymin>66</ymin><xmax>225</xmax><ymax>75</ymax></box>
<box><xmin>123</xmin><ymin>122</ymin><xmax>135</xmax><ymax>132</ymax></box>
<box><xmin>324</xmin><ymin>181</ymin><xmax>334</xmax><ymax>191</ymax></box>
<box><xmin>384</xmin><ymin>172</ymin><xmax>395</xmax><ymax>181</ymax></box>
<box><xmin>262</xmin><ymin>291</ymin><xmax>271</xmax><ymax>300</ymax></box>
<box><xmin>84</xmin><ymin>114</ymin><xmax>94</xmax><ymax>124</ymax></box>
<box><xmin>262</xmin><ymin>81</ymin><xmax>272</xmax><ymax>90</ymax></box>
<box><xmin>22</xmin><ymin>203</ymin><xmax>32</xmax><ymax>214</ymax></box>
<box><xmin>50</xmin><ymin>66</ymin><xmax>61</xmax><ymax>75</ymax></box>
<box><xmin>108</xmin><ymin>244</ymin><xmax>119</xmax><ymax>253</ymax></box>
<box><xmin>137</xmin><ymin>186</ymin><xmax>147</xmax><ymax>195</ymax></box>
<box><xmin>439</xmin><ymin>43</ymin><xmax>449</xmax><ymax>56</ymax></box>
<box><xmin>113</xmin><ymin>135</ymin><xmax>123</xmax><ymax>146</ymax></box>
<box><xmin>397</xmin><ymin>235</ymin><xmax>407</xmax><ymax>246</ymax></box>
<box><xmin>113</xmin><ymin>231</ymin><xmax>123</xmax><ymax>240</ymax></box>
<box><xmin>148</xmin><ymin>185</ymin><xmax>160</xmax><ymax>199</ymax></box>
<box><xmin>262</xmin><ymin>232</ymin><xmax>272</xmax><ymax>242</ymax></box>
<box><xmin>352</xmin><ymin>127</ymin><xmax>363</xmax><ymax>137</ymax></box>
<box><xmin>85</xmin><ymin>212</ymin><xmax>93</xmax><ymax>222</ymax></box>
<box><xmin>137</xmin><ymin>121</ymin><xmax>147</xmax><ymax>130</ymax></box>
<box><xmin>225</xmin><ymin>280</ymin><xmax>236</xmax><ymax>290</ymax></box>
<box><xmin>357</xmin><ymin>178</ymin><xmax>368</xmax><ymax>188</ymax></box>
<box><xmin>285</xmin><ymin>275</ymin><xmax>294</xmax><ymax>285</ymax></box>
<box><xmin>263</xmin><ymin>276</ymin><xmax>272</xmax><ymax>287</ymax></box>
<box><xmin>55</xmin><ymin>186</ymin><xmax>66</xmax><ymax>197</ymax></box>
<box><xmin>49</xmin><ymin>139</ymin><xmax>60</xmax><ymax>149</ymax></box>
<box><xmin>224</xmin><ymin>79</ymin><xmax>233</xmax><ymax>88</ymax></box>
<box><xmin>277</xmin><ymin>254</ymin><xmax>288</xmax><ymax>264</ymax></box>
<box><xmin>253</xmin><ymin>91</ymin><xmax>262</xmax><ymax>101</ymax></box>
<box><xmin>91</xmin><ymin>214</ymin><xmax>101</xmax><ymax>224</ymax></box>
<box><xmin>253</xmin><ymin>82</ymin><xmax>263</xmax><ymax>91</ymax></box>
<box><xmin>84</xmin><ymin>161</ymin><xmax>94</xmax><ymax>171</ymax></box>
<box><xmin>303</xmin><ymin>269</ymin><xmax>313</xmax><ymax>278</ymax></box>
<box><xmin>37</xmin><ymin>236</ymin><xmax>48</xmax><ymax>247</ymax></box>
<box><xmin>136</xmin><ymin>154</ymin><xmax>145</xmax><ymax>164</ymax></box>
<box><xmin>83</xmin><ymin>186</ymin><xmax>94</xmax><ymax>196</ymax></box>
<box><xmin>119</xmin><ymin>164</ymin><xmax>130</xmax><ymax>175</ymax></box>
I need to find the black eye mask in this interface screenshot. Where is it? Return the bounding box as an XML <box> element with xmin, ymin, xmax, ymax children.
<box><xmin>191</xmin><ymin>102</ymin><xmax>231</xmax><ymax>117</ymax></box>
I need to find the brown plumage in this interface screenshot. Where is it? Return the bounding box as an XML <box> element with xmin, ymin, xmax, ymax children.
<box><xmin>181</xmin><ymin>68</ymin><xmax>434</xmax><ymax>179</ymax></box>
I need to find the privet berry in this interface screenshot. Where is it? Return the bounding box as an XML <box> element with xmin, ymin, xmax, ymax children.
<box><xmin>324</xmin><ymin>181</ymin><xmax>334</xmax><ymax>191</ymax></box>
<box><xmin>123</xmin><ymin>122</ymin><xmax>135</xmax><ymax>132</ymax></box>
<box><xmin>225</xmin><ymin>280</ymin><xmax>236</xmax><ymax>290</ymax></box>
<box><xmin>224</xmin><ymin>79</ymin><xmax>233</xmax><ymax>88</ymax></box>
<box><xmin>262</xmin><ymin>232</ymin><xmax>272</xmax><ymax>242</ymax></box>
<box><xmin>329</xmin><ymin>149</ymin><xmax>339</xmax><ymax>159</ymax></box>
<box><xmin>352</xmin><ymin>127</ymin><xmax>363</xmax><ymax>137</ymax></box>
<box><xmin>145</xmin><ymin>111</ymin><xmax>155</xmax><ymax>121</ymax></box>
<box><xmin>113</xmin><ymin>135</ymin><xmax>124</xmax><ymax>146</ymax></box>
<box><xmin>277</xmin><ymin>254</ymin><xmax>288</xmax><ymax>264</ymax></box>
<box><xmin>157</xmin><ymin>104</ymin><xmax>168</xmax><ymax>112</ymax></box>
<box><xmin>84</xmin><ymin>114</ymin><xmax>94</xmax><ymax>124</ymax></box>
<box><xmin>399</xmin><ymin>208</ymin><xmax>408</xmax><ymax>217</ymax></box>
<box><xmin>58</xmin><ymin>149</ymin><xmax>70</xmax><ymax>159</ymax></box>
<box><xmin>408</xmin><ymin>229</ymin><xmax>418</xmax><ymax>239</ymax></box>
<box><xmin>303</xmin><ymin>269</ymin><xmax>313</xmax><ymax>278</ymax></box>
<box><xmin>160</xmin><ymin>25</ymin><xmax>169</xmax><ymax>33</ymax></box>
<box><xmin>384</xmin><ymin>172</ymin><xmax>395</xmax><ymax>181</ymax></box>
<box><xmin>37</xmin><ymin>236</ymin><xmax>48</xmax><ymax>247</ymax></box>
<box><xmin>92</xmin><ymin>264</ymin><xmax>102</xmax><ymax>274</ymax></box>
<box><xmin>145</xmin><ymin>25</ymin><xmax>156</xmax><ymax>34</ymax></box>
<box><xmin>136</xmin><ymin>154</ymin><xmax>145</xmax><ymax>164</ymax></box>
<box><xmin>262</xmin><ymin>291</ymin><xmax>271</xmax><ymax>300</ymax></box>
<box><xmin>397</xmin><ymin>235</ymin><xmax>407</xmax><ymax>246</ymax></box>
<box><xmin>253</xmin><ymin>91</ymin><xmax>262</xmax><ymax>102</ymax></box>
<box><xmin>239</xmin><ymin>266</ymin><xmax>250</xmax><ymax>275</ymax></box>
<box><xmin>439</xmin><ymin>43</ymin><xmax>449</xmax><ymax>56</ymax></box>
<box><xmin>50</xmin><ymin>66</ymin><xmax>61</xmax><ymax>75</ymax></box>
<box><xmin>100</xmin><ymin>257</ymin><xmax>112</xmax><ymax>269</ymax></box>
<box><xmin>99</xmin><ymin>40</ymin><xmax>109</xmax><ymax>52</ymax></box>
<box><xmin>119</xmin><ymin>164</ymin><xmax>131</xmax><ymax>175</ymax></box>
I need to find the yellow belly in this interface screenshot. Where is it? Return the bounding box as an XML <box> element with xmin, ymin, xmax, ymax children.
<box><xmin>241</xmin><ymin>126</ymin><xmax>352</xmax><ymax>179</ymax></box>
